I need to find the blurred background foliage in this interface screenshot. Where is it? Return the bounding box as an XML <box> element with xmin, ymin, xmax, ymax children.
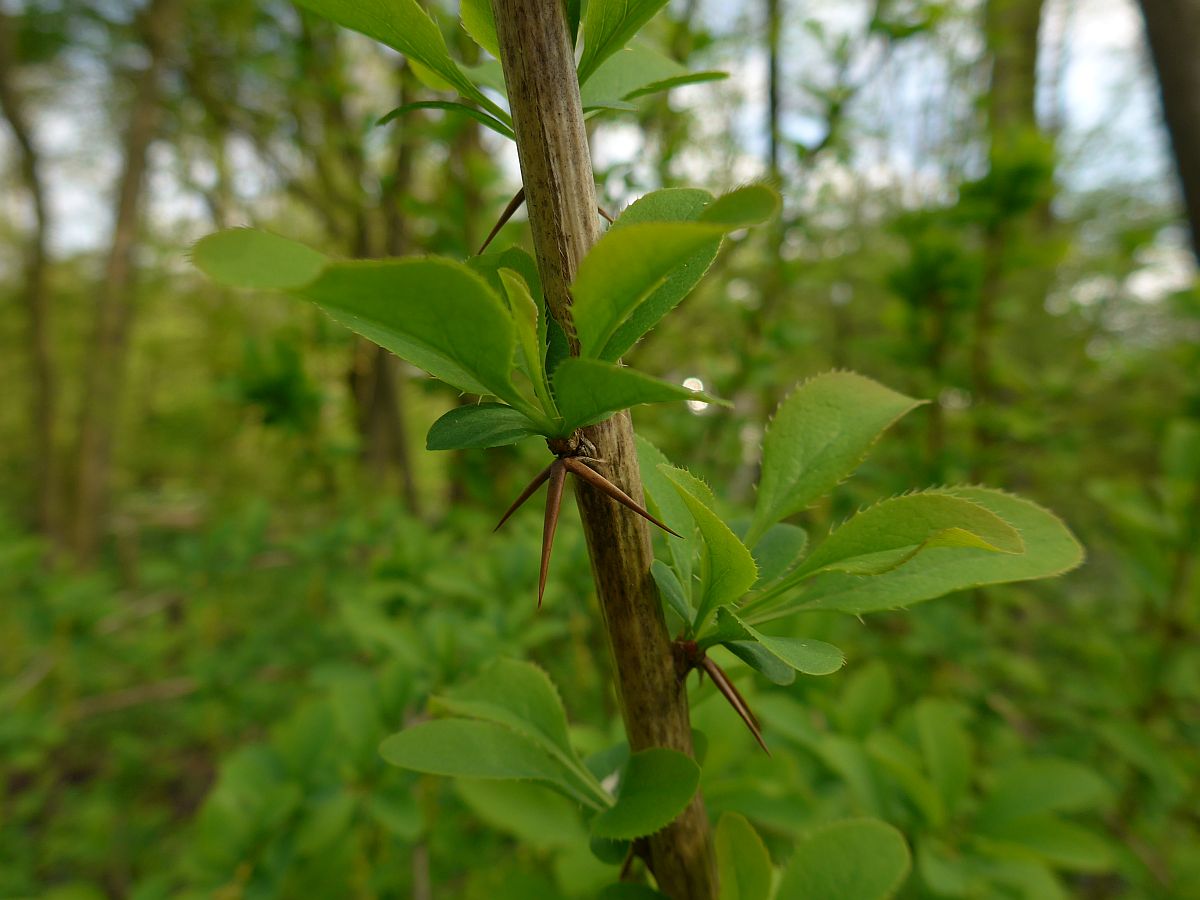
<box><xmin>0</xmin><ymin>0</ymin><xmax>1197</xmax><ymax>896</ymax></box>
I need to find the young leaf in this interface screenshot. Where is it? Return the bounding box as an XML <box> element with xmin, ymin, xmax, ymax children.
<box><xmin>778</xmin><ymin>819</ymin><xmax>911</xmax><ymax>900</ymax></box>
<box><xmin>776</xmin><ymin>488</ymin><xmax>1084</xmax><ymax>617</ymax></box>
<box><xmin>698</xmin><ymin>184</ymin><xmax>782</xmax><ymax>228</ymax></box>
<box><xmin>589</xmin><ymin>748</ymin><xmax>700</xmax><ymax>840</ymax></box>
<box><xmin>580</xmin><ymin>42</ymin><xmax>725</xmax><ymax>109</ymax></box>
<box><xmin>378</xmin><ymin>100</ymin><xmax>514</xmax><ymax>140</ymax></box>
<box><xmin>293</xmin><ymin>0</ymin><xmax>507</xmax><ymax>123</ymax></box>
<box><xmin>748</xmin><ymin>372</ymin><xmax>925</xmax><ymax>546</ymax></box>
<box><xmin>976</xmin><ymin>817</ymin><xmax>1114</xmax><ymax>872</ymax></box>
<box><xmin>298</xmin><ymin>258</ymin><xmax>519</xmax><ymax>402</ymax></box>
<box><xmin>433</xmin><ymin>658</ymin><xmax>575</xmax><ymax>763</ymax></box>
<box><xmin>379</xmin><ymin>719</ymin><xmax>586</xmax><ymax>801</ymax></box>
<box><xmin>625</xmin><ymin>71</ymin><xmax>728</xmax><ymax>99</ymax></box>
<box><xmin>580</xmin><ymin>44</ymin><xmax>684</xmax><ymax>107</ymax></box>
<box><xmin>499</xmin><ymin>268</ymin><xmax>553</xmax><ymax>413</ymax></box>
<box><xmin>431</xmin><ymin>659</ymin><xmax>610</xmax><ymax>807</ymax></box>
<box><xmin>976</xmin><ymin>758</ymin><xmax>1112</xmax><ymax>829</ymax></box>
<box><xmin>660</xmin><ymin>465</ymin><xmax>757</xmax><ymax>632</ymax></box>
<box><xmin>651</xmin><ymin>559</ymin><xmax>693</xmax><ymax>627</ymax></box>
<box><xmin>915</xmin><ymin>699</ymin><xmax>973</xmax><ymax>817</ymax></box>
<box><xmin>636</xmin><ymin>435</ymin><xmax>697</xmax><ymax>586</ymax></box>
<box><xmin>787</xmin><ymin>490</ymin><xmax>1024</xmax><ymax>580</ymax></box>
<box><xmin>455</xmin><ymin>779</ymin><xmax>585</xmax><ymax>850</ymax></box>
<box><xmin>459</xmin><ymin>0</ymin><xmax>499</xmax><ymax>58</ymax></box>
<box><xmin>572</xmin><ymin>221</ymin><xmax>729</xmax><ymax>359</ymax></box>
<box><xmin>577</xmin><ymin>0</ymin><xmax>672</xmax><ymax>85</ymax></box>
<box><xmin>196</xmin><ymin>229</ymin><xmax>523</xmax><ymax>403</ymax></box>
<box><xmin>750</xmin><ymin>523</ymin><xmax>808</xmax><ymax>585</ymax></box>
<box><xmin>723</xmin><ymin>640</ymin><xmax>796</xmax><ymax>686</ymax></box>
<box><xmin>600</xmin><ymin>188</ymin><xmax>722</xmax><ymax>362</ymax></box>
<box><xmin>716</xmin><ymin>607</ymin><xmax>845</xmax><ymax>676</ymax></box>
<box><xmin>553</xmin><ymin>358</ymin><xmax>720</xmax><ymax>431</ymax></box>
<box><xmin>192</xmin><ymin>227</ymin><xmax>328</xmax><ymax>290</ymax></box>
<box><xmin>426</xmin><ymin>403</ymin><xmax>542</xmax><ymax>450</ymax></box>
<box><xmin>715</xmin><ymin>812</ymin><xmax>774</xmax><ymax>900</ymax></box>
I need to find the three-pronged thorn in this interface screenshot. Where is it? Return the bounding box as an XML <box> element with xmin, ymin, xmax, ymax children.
<box><xmin>495</xmin><ymin>439</ymin><xmax>680</xmax><ymax>607</ymax></box>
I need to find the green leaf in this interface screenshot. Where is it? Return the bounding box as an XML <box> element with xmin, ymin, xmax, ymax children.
<box><xmin>835</xmin><ymin>661</ymin><xmax>894</xmax><ymax>738</ymax></box>
<box><xmin>716</xmin><ymin>608</ymin><xmax>844</xmax><ymax>676</ymax></box>
<box><xmin>778</xmin><ymin>819</ymin><xmax>911</xmax><ymax>900</ymax></box>
<box><xmin>295</xmin><ymin>791</ymin><xmax>358</xmax><ymax>855</ymax></box>
<box><xmin>748</xmin><ymin>372</ymin><xmax>925</xmax><ymax>545</ymax></box>
<box><xmin>716</xmin><ymin>813</ymin><xmax>773</xmax><ymax>900</ymax></box>
<box><xmin>915</xmin><ymin>699</ymin><xmax>973</xmax><ymax>817</ymax></box>
<box><xmin>380</xmin><ymin>719</ymin><xmax>583</xmax><ymax>798</ymax></box>
<box><xmin>434</xmin><ymin>658</ymin><xmax>574</xmax><ymax>762</ymax></box>
<box><xmin>468</xmin><ymin>246</ymin><xmax>544</xmax><ymax>316</ymax></box>
<box><xmin>459</xmin><ymin>0</ymin><xmax>499</xmax><ymax>58</ymax></box>
<box><xmin>625</xmin><ymin>71</ymin><xmax>728</xmax><ymax>99</ymax></box>
<box><xmin>636</xmin><ymin>436</ymin><xmax>697</xmax><ymax>587</ymax></box>
<box><xmin>577</xmin><ymin>0</ymin><xmax>672</xmax><ymax>84</ymax></box>
<box><xmin>197</xmin><ymin>229</ymin><xmax>524</xmax><ymax>401</ymax></box>
<box><xmin>788</xmin><ymin>490</ymin><xmax>1024</xmax><ymax>580</ymax></box>
<box><xmin>455</xmin><ymin>779</ymin><xmax>585</xmax><ymax>849</ymax></box>
<box><xmin>299</xmin><ymin>257</ymin><xmax>519</xmax><ymax>401</ymax></box>
<box><xmin>590</xmin><ymin>187</ymin><xmax>776</xmax><ymax>359</ymax></box>
<box><xmin>552</xmin><ymin>358</ymin><xmax>720</xmax><ymax>431</ymax></box>
<box><xmin>652</xmin><ymin>559</ymin><xmax>693</xmax><ymax>627</ymax></box>
<box><xmin>867</xmin><ymin>732</ymin><xmax>946</xmax><ymax>828</ymax></box>
<box><xmin>723</xmin><ymin>640</ymin><xmax>795</xmax><ymax>686</ymax></box>
<box><xmin>698</xmin><ymin>184</ymin><xmax>781</xmax><ymax>227</ymax></box>
<box><xmin>778</xmin><ymin>488</ymin><xmax>1084</xmax><ymax>616</ymax></box>
<box><xmin>573</xmin><ymin>221</ymin><xmax>728</xmax><ymax>359</ymax></box>
<box><xmin>580</xmin><ymin>44</ymin><xmax>685</xmax><ymax>107</ymax></box>
<box><xmin>499</xmin><ymin>268</ymin><xmax>553</xmax><ymax>412</ymax></box>
<box><xmin>590</xmin><ymin>748</ymin><xmax>700</xmax><ymax>840</ymax></box>
<box><xmin>750</xmin><ymin>523</ymin><xmax>808</xmax><ymax>585</ymax></box>
<box><xmin>365</xmin><ymin>788</ymin><xmax>422</xmax><ymax>840</ymax></box>
<box><xmin>660</xmin><ymin>465</ymin><xmax>757</xmax><ymax>632</ymax></box>
<box><xmin>433</xmin><ymin>658</ymin><xmax>609</xmax><ymax>807</ymax></box>
<box><xmin>580</xmin><ymin>43</ymin><xmax>725</xmax><ymax>109</ymax></box>
<box><xmin>976</xmin><ymin>759</ymin><xmax>1112</xmax><ymax>829</ymax></box>
<box><xmin>426</xmin><ymin>403</ymin><xmax>542</xmax><ymax>450</ymax></box>
<box><xmin>377</xmin><ymin>100</ymin><xmax>514</xmax><ymax>140</ymax></box>
<box><xmin>977</xmin><ymin>817</ymin><xmax>1115</xmax><ymax>872</ymax></box>
<box><xmin>293</xmin><ymin>0</ymin><xmax>507</xmax><ymax>122</ymax></box>
<box><xmin>192</xmin><ymin>228</ymin><xmax>328</xmax><ymax>290</ymax></box>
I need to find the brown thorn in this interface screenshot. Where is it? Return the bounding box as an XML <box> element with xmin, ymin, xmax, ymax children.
<box><xmin>598</xmin><ymin>204</ymin><xmax>614</xmax><ymax>224</ymax></box>
<box><xmin>538</xmin><ymin>460</ymin><xmax>567</xmax><ymax>607</ymax></box>
<box><xmin>700</xmin><ymin>656</ymin><xmax>770</xmax><ymax>755</ymax></box>
<box><xmin>619</xmin><ymin>843</ymin><xmax>636</xmax><ymax>881</ymax></box>
<box><xmin>562</xmin><ymin>457</ymin><xmax>681</xmax><ymax>537</ymax></box>
<box><xmin>477</xmin><ymin>185</ymin><xmax>526</xmax><ymax>255</ymax></box>
<box><xmin>494</xmin><ymin>461</ymin><xmax>553</xmax><ymax>532</ymax></box>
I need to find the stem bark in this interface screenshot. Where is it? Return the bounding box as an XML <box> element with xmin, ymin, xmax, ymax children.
<box><xmin>491</xmin><ymin>1</ymin><xmax>717</xmax><ymax>895</ymax></box>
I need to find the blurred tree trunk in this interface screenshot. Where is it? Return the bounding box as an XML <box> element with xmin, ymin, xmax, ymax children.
<box><xmin>299</xmin><ymin>21</ymin><xmax>421</xmax><ymax>510</ymax></box>
<box><xmin>1139</xmin><ymin>0</ymin><xmax>1200</xmax><ymax>265</ymax></box>
<box><xmin>71</xmin><ymin>0</ymin><xmax>181</xmax><ymax>564</ymax></box>
<box><xmin>972</xmin><ymin>0</ymin><xmax>1045</xmax><ymax>478</ymax></box>
<box><xmin>445</xmin><ymin>30</ymin><xmax>486</xmax><ymax>508</ymax></box>
<box><xmin>0</xmin><ymin>11</ymin><xmax>58</xmax><ymax>543</ymax></box>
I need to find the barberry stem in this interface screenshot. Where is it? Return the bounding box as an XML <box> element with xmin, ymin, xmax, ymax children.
<box><xmin>491</xmin><ymin>0</ymin><xmax>717</xmax><ymax>894</ymax></box>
